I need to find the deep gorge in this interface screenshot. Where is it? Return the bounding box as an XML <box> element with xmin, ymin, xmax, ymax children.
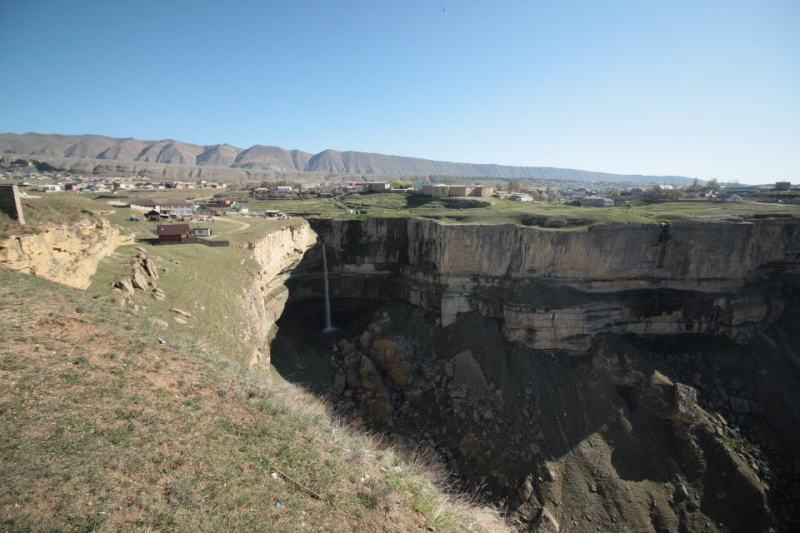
<box><xmin>271</xmin><ymin>216</ymin><xmax>800</xmax><ymax>533</ymax></box>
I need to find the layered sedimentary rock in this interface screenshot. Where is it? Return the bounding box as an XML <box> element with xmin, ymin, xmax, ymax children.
<box><xmin>292</xmin><ymin>217</ymin><xmax>800</xmax><ymax>351</ymax></box>
<box><xmin>0</xmin><ymin>219</ymin><xmax>133</xmax><ymax>289</ymax></box>
<box><xmin>244</xmin><ymin>222</ymin><xmax>317</xmax><ymax>368</ymax></box>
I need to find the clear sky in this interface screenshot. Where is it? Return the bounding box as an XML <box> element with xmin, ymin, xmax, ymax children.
<box><xmin>1</xmin><ymin>0</ymin><xmax>798</xmax><ymax>183</ymax></box>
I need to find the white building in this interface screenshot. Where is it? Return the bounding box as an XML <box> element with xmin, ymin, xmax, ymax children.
<box><xmin>509</xmin><ymin>193</ymin><xmax>534</xmax><ymax>202</ymax></box>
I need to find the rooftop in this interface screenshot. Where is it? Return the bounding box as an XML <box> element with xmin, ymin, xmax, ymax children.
<box><xmin>157</xmin><ymin>224</ymin><xmax>191</xmax><ymax>236</ymax></box>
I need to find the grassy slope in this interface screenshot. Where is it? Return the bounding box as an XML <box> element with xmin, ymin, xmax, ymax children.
<box><xmin>0</xmin><ymin>193</ymin><xmax>297</xmax><ymax>367</ymax></box>
<box><xmin>0</xmin><ymin>269</ymin><xmax>505</xmax><ymax>533</ymax></box>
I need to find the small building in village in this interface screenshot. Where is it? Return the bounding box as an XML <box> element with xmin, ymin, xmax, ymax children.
<box><xmin>509</xmin><ymin>193</ymin><xmax>534</xmax><ymax>202</ymax></box>
<box><xmin>364</xmin><ymin>182</ymin><xmax>390</xmax><ymax>193</ymax></box>
<box><xmin>191</xmin><ymin>227</ymin><xmax>212</xmax><ymax>237</ymax></box>
<box><xmin>157</xmin><ymin>200</ymin><xmax>195</xmax><ymax>217</ymax></box>
<box><xmin>580</xmin><ymin>196</ymin><xmax>614</xmax><ymax>207</ymax></box>
<box><xmin>145</xmin><ymin>209</ymin><xmax>162</xmax><ymax>221</ymax></box>
<box><xmin>130</xmin><ymin>199</ymin><xmax>158</xmax><ymax>211</ymax></box>
<box><xmin>157</xmin><ymin>224</ymin><xmax>191</xmax><ymax>243</ymax></box>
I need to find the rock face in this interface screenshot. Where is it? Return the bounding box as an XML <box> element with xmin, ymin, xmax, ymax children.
<box><xmin>244</xmin><ymin>222</ymin><xmax>317</xmax><ymax>370</ymax></box>
<box><xmin>0</xmin><ymin>219</ymin><xmax>133</xmax><ymax>289</ymax></box>
<box><xmin>290</xmin><ymin>218</ymin><xmax>800</xmax><ymax>351</ymax></box>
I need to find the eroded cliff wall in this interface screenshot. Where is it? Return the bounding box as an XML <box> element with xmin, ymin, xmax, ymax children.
<box><xmin>244</xmin><ymin>222</ymin><xmax>317</xmax><ymax>369</ymax></box>
<box><xmin>293</xmin><ymin>218</ymin><xmax>800</xmax><ymax>351</ymax></box>
<box><xmin>0</xmin><ymin>219</ymin><xmax>134</xmax><ymax>289</ymax></box>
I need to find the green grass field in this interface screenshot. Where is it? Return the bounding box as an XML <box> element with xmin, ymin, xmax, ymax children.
<box><xmin>241</xmin><ymin>192</ymin><xmax>800</xmax><ymax>229</ymax></box>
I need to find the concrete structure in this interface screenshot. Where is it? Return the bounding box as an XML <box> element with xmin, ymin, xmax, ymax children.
<box><xmin>422</xmin><ymin>184</ymin><xmax>494</xmax><ymax>198</ymax></box>
<box><xmin>0</xmin><ymin>185</ymin><xmax>25</xmax><ymax>225</ymax></box>
<box><xmin>365</xmin><ymin>182</ymin><xmax>390</xmax><ymax>193</ymax></box>
<box><xmin>580</xmin><ymin>196</ymin><xmax>615</xmax><ymax>207</ymax></box>
<box><xmin>191</xmin><ymin>228</ymin><xmax>212</xmax><ymax>237</ymax></box>
<box><xmin>447</xmin><ymin>185</ymin><xmax>473</xmax><ymax>197</ymax></box>
<box><xmin>276</xmin><ymin>186</ymin><xmax>293</xmax><ymax>194</ymax></box>
<box><xmin>41</xmin><ymin>184</ymin><xmax>61</xmax><ymax>193</ymax></box>
<box><xmin>776</xmin><ymin>182</ymin><xmax>792</xmax><ymax>191</ymax></box>
<box><xmin>725</xmin><ymin>194</ymin><xmax>744</xmax><ymax>203</ymax></box>
<box><xmin>509</xmin><ymin>193</ymin><xmax>534</xmax><ymax>202</ymax></box>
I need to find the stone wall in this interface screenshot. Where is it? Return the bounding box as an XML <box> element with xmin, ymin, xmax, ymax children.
<box><xmin>0</xmin><ymin>185</ymin><xmax>24</xmax><ymax>225</ymax></box>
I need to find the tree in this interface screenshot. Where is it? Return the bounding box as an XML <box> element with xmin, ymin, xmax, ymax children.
<box><xmin>390</xmin><ymin>179</ymin><xmax>405</xmax><ymax>189</ymax></box>
<box><xmin>611</xmin><ymin>189</ymin><xmax>621</xmax><ymax>198</ymax></box>
<box><xmin>690</xmin><ymin>178</ymin><xmax>701</xmax><ymax>192</ymax></box>
<box><xmin>667</xmin><ymin>188</ymin><xmax>684</xmax><ymax>201</ymax></box>
<box><xmin>707</xmin><ymin>178</ymin><xmax>720</xmax><ymax>190</ymax></box>
<box><xmin>509</xmin><ymin>179</ymin><xmax>521</xmax><ymax>192</ymax></box>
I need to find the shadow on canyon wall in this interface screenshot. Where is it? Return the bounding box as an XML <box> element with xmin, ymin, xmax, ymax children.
<box><xmin>270</xmin><ymin>240</ymin><xmax>800</xmax><ymax>533</ymax></box>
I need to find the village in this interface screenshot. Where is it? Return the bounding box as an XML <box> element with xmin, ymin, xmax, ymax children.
<box><xmin>3</xmin><ymin>158</ymin><xmax>797</xmax><ymax>210</ymax></box>
<box><xmin>2</xmin><ymin>162</ymin><xmax>799</xmax><ymax>240</ymax></box>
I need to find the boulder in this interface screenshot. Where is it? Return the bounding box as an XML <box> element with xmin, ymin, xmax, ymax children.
<box><xmin>371</xmin><ymin>339</ymin><xmax>410</xmax><ymax>386</ymax></box>
<box><xmin>452</xmin><ymin>350</ymin><xmax>491</xmax><ymax>399</ymax></box>
<box><xmin>533</xmin><ymin>508</ymin><xmax>560</xmax><ymax>533</ymax></box>
<box><xmin>333</xmin><ymin>371</ymin><xmax>346</xmax><ymax>394</ymax></box>
<box><xmin>131</xmin><ymin>267</ymin><xmax>148</xmax><ymax>290</ymax></box>
<box><xmin>113</xmin><ymin>278</ymin><xmax>134</xmax><ymax>295</ymax></box>
<box><xmin>518</xmin><ymin>475</ymin><xmax>536</xmax><ymax>502</ymax></box>
<box><xmin>673</xmin><ymin>383</ymin><xmax>699</xmax><ymax>421</ymax></box>
<box><xmin>143</xmin><ymin>257</ymin><xmax>159</xmax><ymax>280</ymax></box>
<box><xmin>170</xmin><ymin>308</ymin><xmax>192</xmax><ymax>318</ymax></box>
<box><xmin>152</xmin><ymin>288</ymin><xmax>166</xmax><ymax>301</ymax></box>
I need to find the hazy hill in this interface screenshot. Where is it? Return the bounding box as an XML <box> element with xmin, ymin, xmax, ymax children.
<box><xmin>232</xmin><ymin>144</ymin><xmax>311</xmax><ymax>171</ymax></box>
<box><xmin>196</xmin><ymin>143</ymin><xmax>242</xmax><ymax>167</ymax></box>
<box><xmin>0</xmin><ymin>132</ymin><xmax>698</xmax><ymax>184</ymax></box>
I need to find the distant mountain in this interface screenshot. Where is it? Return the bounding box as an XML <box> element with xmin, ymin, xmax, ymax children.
<box><xmin>196</xmin><ymin>144</ymin><xmax>242</xmax><ymax>167</ymax></box>
<box><xmin>0</xmin><ymin>132</ymin><xmax>699</xmax><ymax>184</ymax></box>
<box><xmin>232</xmin><ymin>145</ymin><xmax>311</xmax><ymax>171</ymax></box>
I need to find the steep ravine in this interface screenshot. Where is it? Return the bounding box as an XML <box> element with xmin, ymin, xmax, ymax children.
<box><xmin>270</xmin><ymin>217</ymin><xmax>800</xmax><ymax>533</ymax></box>
<box><xmin>244</xmin><ymin>222</ymin><xmax>317</xmax><ymax>369</ymax></box>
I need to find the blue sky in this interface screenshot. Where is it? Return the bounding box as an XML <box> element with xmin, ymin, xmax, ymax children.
<box><xmin>1</xmin><ymin>0</ymin><xmax>797</xmax><ymax>183</ymax></box>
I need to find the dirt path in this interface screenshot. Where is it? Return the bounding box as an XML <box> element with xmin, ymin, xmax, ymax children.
<box><xmin>215</xmin><ymin>217</ymin><xmax>251</xmax><ymax>233</ymax></box>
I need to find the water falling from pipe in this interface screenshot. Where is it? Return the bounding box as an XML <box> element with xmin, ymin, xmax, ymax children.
<box><xmin>322</xmin><ymin>243</ymin><xmax>334</xmax><ymax>332</ymax></box>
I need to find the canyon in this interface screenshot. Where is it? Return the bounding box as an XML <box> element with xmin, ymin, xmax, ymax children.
<box><xmin>270</xmin><ymin>216</ymin><xmax>800</xmax><ymax>532</ymax></box>
<box><xmin>3</xmin><ymin>211</ymin><xmax>800</xmax><ymax>532</ymax></box>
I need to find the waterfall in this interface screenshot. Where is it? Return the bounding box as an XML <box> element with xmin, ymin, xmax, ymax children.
<box><xmin>322</xmin><ymin>243</ymin><xmax>334</xmax><ymax>332</ymax></box>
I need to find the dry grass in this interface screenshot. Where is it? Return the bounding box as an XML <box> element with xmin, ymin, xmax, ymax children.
<box><xmin>0</xmin><ymin>269</ymin><xmax>509</xmax><ymax>532</ymax></box>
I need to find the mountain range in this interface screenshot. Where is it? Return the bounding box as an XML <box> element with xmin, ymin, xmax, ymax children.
<box><xmin>0</xmin><ymin>132</ymin><xmax>698</xmax><ymax>184</ymax></box>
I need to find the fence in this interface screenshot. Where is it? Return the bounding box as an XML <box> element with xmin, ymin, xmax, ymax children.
<box><xmin>139</xmin><ymin>237</ymin><xmax>230</xmax><ymax>247</ymax></box>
